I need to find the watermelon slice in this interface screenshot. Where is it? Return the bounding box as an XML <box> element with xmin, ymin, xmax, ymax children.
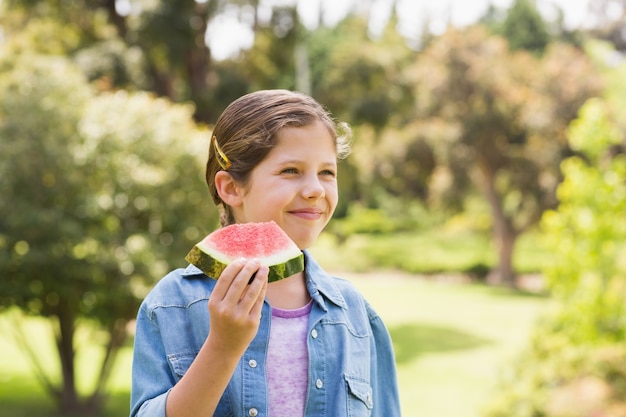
<box><xmin>185</xmin><ymin>221</ymin><xmax>304</xmax><ymax>282</ymax></box>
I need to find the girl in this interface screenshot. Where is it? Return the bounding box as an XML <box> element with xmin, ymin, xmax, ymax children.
<box><xmin>130</xmin><ymin>90</ymin><xmax>401</xmax><ymax>417</ymax></box>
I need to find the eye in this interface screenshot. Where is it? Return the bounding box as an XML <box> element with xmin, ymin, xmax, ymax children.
<box><xmin>281</xmin><ymin>167</ymin><xmax>298</xmax><ymax>174</ymax></box>
<box><xmin>320</xmin><ymin>169</ymin><xmax>336</xmax><ymax>177</ymax></box>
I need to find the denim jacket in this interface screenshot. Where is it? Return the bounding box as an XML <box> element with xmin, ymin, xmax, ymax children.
<box><xmin>130</xmin><ymin>251</ymin><xmax>401</xmax><ymax>417</ymax></box>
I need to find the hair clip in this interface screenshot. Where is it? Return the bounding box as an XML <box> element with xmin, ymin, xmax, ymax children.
<box><xmin>212</xmin><ymin>136</ymin><xmax>232</xmax><ymax>170</ymax></box>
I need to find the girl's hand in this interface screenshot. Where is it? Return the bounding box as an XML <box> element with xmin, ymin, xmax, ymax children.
<box><xmin>165</xmin><ymin>259</ymin><xmax>268</xmax><ymax>417</ymax></box>
<box><xmin>206</xmin><ymin>258</ymin><xmax>269</xmax><ymax>356</ymax></box>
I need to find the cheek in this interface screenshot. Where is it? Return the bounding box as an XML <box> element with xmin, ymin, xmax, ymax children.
<box><xmin>326</xmin><ymin>183</ymin><xmax>339</xmax><ymax>206</ymax></box>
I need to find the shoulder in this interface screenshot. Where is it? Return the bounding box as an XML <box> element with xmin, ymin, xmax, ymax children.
<box><xmin>328</xmin><ymin>275</ymin><xmax>364</xmax><ymax>302</ymax></box>
<box><xmin>329</xmin><ymin>275</ymin><xmax>382</xmax><ymax>321</ymax></box>
<box><xmin>304</xmin><ymin>251</ymin><xmax>372</xmax><ymax>308</ymax></box>
<box><xmin>141</xmin><ymin>265</ymin><xmax>215</xmax><ymax>315</ymax></box>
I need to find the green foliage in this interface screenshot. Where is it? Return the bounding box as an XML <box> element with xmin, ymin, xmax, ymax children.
<box><xmin>317</xmin><ymin>196</ymin><xmax>550</xmax><ymax>277</ymax></box>
<box><xmin>74</xmin><ymin>38</ymin><xmax>149</xmax><ymax>89</ymax></box>
<box><xmin>484</xmin><ymin>321</ymin><xmax>626</xmax><ymax>417</ymax></box>
<box><xmin>542</xmin><ymin>99</ymin><xmax>626</xmax><ymax>342</ymax></box>
<box><xmin>0</xmin><ymin>53</ymin><xmax>213</xmax><ymax>322</ymax></box>
<box><xmin>484</xmin><ymin>99</ymin><xmax>626</xmax><ymax>416</ymax></box>
<box><xmin>405</xmin><ymin>26</ymin><xmax>601</xmax><ymax>283</ymax></box>
<box><xmin>330</xmin><ymin>206</ymin><xmax>397</xmax><ymax>235</ymax></box>
<box><xmin>314</xmin><ymin>228</ymin><xmax>496</xmax><ymax>274</ymax></box>
<box><xmin>328</xmin><ymin>196</ymin><xmax>449</xmax><ymax>238</ymax></box>
<box><xmin>370</xmin><ymin>127</ymin><xmax>437</xmax><ymax>201</ymax></box>
<box><xmin>480</xmin><ymin>0</ymin><xmax>583</xmax><ymax>53</ymax></box>
<box><xmin>309</xmin><ymin>15</ymin><xmax>413</xmax><ymax>131</ymax></box>
<box><xmin>0</xmin><ymin>1</ymin><xmax>99</xmax><ymax>56</ymax></box>
<box><xmin>239</xmin><ymin>5</ymin><xmax>300</xmax><ymax>92</ymax></box>
<box><xmin>0</xmin><ymin>54</ymin><xmax>93</xmax><ymax>315</ymax></box>
<box><xmin>0</xmin><ymin>53</ymin><xmax>214</xmax><ymax>412</ymax></box>
<box><xmin>585</xmin><ymin>39</ymin><xmax>626</xmax><ymax>132</ymax></box>
<box><xmin>499</xmin><ymin>0</ymin><xmax>550</xmax><ymax>54</ymax></box>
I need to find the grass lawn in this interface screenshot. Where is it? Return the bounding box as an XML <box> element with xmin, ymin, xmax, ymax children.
<box><xmin>0</xmin><ymin>273</ymin><xmax>548</xmax><ymax>416</ymax></box>
<box><xmin>0</xmin><ymin>310</ymin><xmax>133</xmax><ymax>417</ymax></box>
<box><xmin>312</xmin><ymin>227</ymin><xmax>551</xmax><ymax>415</ymax></box>
<box><xmin>0</xmin><ymin>224</ymin><xmax>550</xmax><ymax>416</ymax></box>
<box><xmin>342</xmin><ymin>273</ymin><xmax>549</xmax><ymax>417</ymax></box>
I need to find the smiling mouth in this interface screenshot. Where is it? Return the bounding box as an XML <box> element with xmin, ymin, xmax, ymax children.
<box><xmin>290</xmin><ymin>210</ymin><xmax>323</xmax><ymax>219</ymax></box>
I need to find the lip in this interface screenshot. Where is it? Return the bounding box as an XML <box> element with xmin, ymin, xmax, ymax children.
<box><xmin>289</xmin><ymin>208</ymin><xmax>324</xmax><ymax>220</ymax></box>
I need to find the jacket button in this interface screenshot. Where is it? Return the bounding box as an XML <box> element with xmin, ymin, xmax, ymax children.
<box><xmin>311</xmin><ymin>329</ymin><xmax>318</xmax><ymax>339</ymax></box>
<box><xmin>315</xmin><ymin>379</ymin><xmax>323</xmax><ymax>389</ymax></box>
<box><xmin>248</xmin><ymin>359</ymin><xmax>257</xmax><ymax>368</ymax></box>
<box><xmin>248</xmin><ymin>408</ymin><xmax>258</xmax><ymax>417</ymax></box>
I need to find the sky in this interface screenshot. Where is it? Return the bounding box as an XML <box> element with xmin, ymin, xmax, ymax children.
<box><xmin>206</xmin><ymin>0</ymin><xmax>597</xmax><ymax>60</ymax></box>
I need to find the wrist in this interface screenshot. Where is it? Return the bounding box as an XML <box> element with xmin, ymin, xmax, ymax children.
<box><xmin>203</xmin><ymin>333</ymin><xmax>247</xmax><ymax>363</ymax></box>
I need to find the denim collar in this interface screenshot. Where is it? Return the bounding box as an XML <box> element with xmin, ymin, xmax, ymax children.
<box><xmin>180</xmin><ymin>250</ymin><xmax>347</xmax><ymax>311</ymax></box>
<box><xmin>302</xmin><ymin>250</ymin><xmax>348</xmax><ymax>311</ymax></box>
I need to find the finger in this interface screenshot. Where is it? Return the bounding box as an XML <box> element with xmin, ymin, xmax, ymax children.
<box><xmin>243</xmin><ymin>265</ymin><xmax>269</xmax><ymax>317</ymax></box>
<box><xmin>222</xmin><ymin>259</ymin><xmax>261</xmax><ymax>304</ymax></box>
<box><xmin>209</xmin><ymin>258</ymin><xmax>247</xmax><ymax>302</ymax></box>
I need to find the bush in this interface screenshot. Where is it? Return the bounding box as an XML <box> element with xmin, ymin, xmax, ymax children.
<box><xmin>483</xmin><ymin>98</ymin><xmax>626</xmax><ymax>416</ymax></box>
<box><xmin>331</xmin><ymin>206</ymin><xmax>398</xmax><ymax>236</ymax></box>
<box><xmin>483</xmin><ymin>314</ymin><xmax>626</xmax><ymax>417</ymax></box>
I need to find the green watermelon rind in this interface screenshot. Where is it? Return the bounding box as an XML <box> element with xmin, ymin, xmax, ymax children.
<box><xmin>185</xmin><ymin>245</ymin><xmax>304</xmax><ymax>283</ymax></box>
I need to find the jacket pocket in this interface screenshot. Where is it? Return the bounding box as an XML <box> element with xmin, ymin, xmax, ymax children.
<box><xmin>167</xmin><ymin>352</ymin><xmax>198</xmax><ymax>380</ymax></box>
<box><xmin>345</xmin><ymin>374</ymin><xmax>373</xmax><ymax>415</ymax></box>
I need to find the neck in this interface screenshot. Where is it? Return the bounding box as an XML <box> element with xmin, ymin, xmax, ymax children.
<box><xmin>266</xmin><ymin>271</ymin><xmax>310</xmax><ymax>309</ymax></box>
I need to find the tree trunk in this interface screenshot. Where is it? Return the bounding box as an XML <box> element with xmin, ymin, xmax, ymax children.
<box><xmin>186</xmin><ymin>2</ymin><xmax>213</xmax><ymax>123</ymax></box>
<box><xmin>53</xmin><ymin>305</ymin><xmax>114</xmax><ymax>416</ymax></box>
<box><xmin>48</xmin><ymin>308</ymin><xmax>127</xmax><ymax>416</ymax></box>
<box><xmin>488</xmin><ymin>218</ymin><xmax>517</xmax><ymax>286</ymax></box>
<box><xmin>90</xmin><ymin>318</ymin><xmax>130</xmax><ymax>400</ymax></box>
<box><xmin>186</xmin><ymin>45</ymin><xmax>212</xmax><ymax>123</ymax></box>
<box><xmin>101</xmin><ymin>0</ymin><xmax>127</xmax><ymax>37</ymax></box>
<box><xmin>294</xmin><ymin>18</ymin><xmax>311</xmax><ymax>95</ymax></box>
<box><xmin>477</xmin><ymin>163</ymin><xmax>518</xmax><ymax>286</ymax></box>
<box><xmin>55</xmin><ymin>307</ymin><xmax>80</xmax><ymax>414</ymax></box>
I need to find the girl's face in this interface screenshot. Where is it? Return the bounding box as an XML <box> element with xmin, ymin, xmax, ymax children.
<box><xmin>233</xmin><ymin>120</ymin><xmax>338</xmax><ymax>249</ymax></box>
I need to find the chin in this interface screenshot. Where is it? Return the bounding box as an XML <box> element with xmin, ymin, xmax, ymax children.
<box><xmin>293</xmin><ymin>235</ymin><xmax>317</xmax><ymax>251</ymax></box>
<box><xmin>294</xmin><ymin>240</ymin><xmax>312</xmax><ymax>251</ymax></box>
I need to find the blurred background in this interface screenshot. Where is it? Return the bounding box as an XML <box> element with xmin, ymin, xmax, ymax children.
<box><xmin>1</xmin><ymin>0</ymin><xmax>626</xmax><ymax>416</ymax></box>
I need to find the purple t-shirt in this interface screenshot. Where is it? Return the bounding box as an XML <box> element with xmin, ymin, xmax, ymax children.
<box><xmin>267</xmin><ymin>300</ymin><xmax>313</xmax><ymax>417</ymax></box>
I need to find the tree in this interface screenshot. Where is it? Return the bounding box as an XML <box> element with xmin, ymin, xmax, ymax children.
<box><xmin>1</xmin><ymin>0</ymin><xmax>265</xmax><ymax>122</ymax></box>
<box><xmin>0</xmin><ymin>53</ymin><xmax>214</xmax><ymax>415</ymax></box>
<box><xmin>405</xmin><ymin>26</ymin><xmax>601</xmax><ymax>285</ymax></box>
<box><xmin>499</xmin><ymin>0</ymin><xmax>550</xmax><ymax>54</ymax></box>
<box><xmin>480</xmin><ymin>0</ymin><xmax>584</xmax><ymax>51</ymax></box>
<box><xmin>485</xmin><ymin>98</ymin><xmax>626</xmax><ymax>417</ymax></box>
<box><xmin>542</xmin><ymin>98</ymin><xmax>626</xmax><ymax>338</ymax></box>
<box><xmin>238</xmin><ymin>5</ymin><xmax>301</xmax><ymax>92</ymax></box>
<box><xmin>309</xmin><ymin>14</ymin><xmax>414</xmax><ymax>132</ymax></box>
<box><xmin>588</xmin><ymin>0</ymin><xmax>626</xmax><ymax>51</ymax></box>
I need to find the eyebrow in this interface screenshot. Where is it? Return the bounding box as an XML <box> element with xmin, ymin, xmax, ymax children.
<box><xmin>277</xmin><ymin>159</ymin><xmax>337</xmax><ymax>166</ymax></box>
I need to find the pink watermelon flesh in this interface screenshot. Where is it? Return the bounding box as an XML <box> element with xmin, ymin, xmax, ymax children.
<box><xmin>185</xmin><ymin>221</ymin><xmax>304</xmax><ymax>282</ymax></box>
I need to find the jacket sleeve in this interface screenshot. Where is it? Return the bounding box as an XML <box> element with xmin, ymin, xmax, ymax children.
<box><xmin>366</xmin><ymin>300</ymin><xmax>402</xmax><ymax>417</ymax></box>
<box><xmin>129</xmin><ymin>303</ymin><xmax>174</xmax><ymax>417</ymax></box>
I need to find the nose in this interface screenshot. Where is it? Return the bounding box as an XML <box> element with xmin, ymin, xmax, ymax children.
<box><xmin>302</xmin><ymin>174</ymin><xmax>325</xmax><ymax>200</ymax></box>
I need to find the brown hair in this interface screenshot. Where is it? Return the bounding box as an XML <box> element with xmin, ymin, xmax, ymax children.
<box><xmin>206</xmin><ymin>89</ymin><xmax>352</xmax><ymax>226</ymax></box>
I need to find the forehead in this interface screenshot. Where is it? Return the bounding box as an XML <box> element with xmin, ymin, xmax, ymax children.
<box><xmin>274</xmin><ymin>121</ymin><xmax>336</xmax><ymax>152</ymax></box>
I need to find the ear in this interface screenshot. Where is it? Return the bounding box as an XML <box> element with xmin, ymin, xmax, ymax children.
<box><xmin>214</xmin><ymin>171</ymin><xmax>244</xmax><ymax>207</ymax></box>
